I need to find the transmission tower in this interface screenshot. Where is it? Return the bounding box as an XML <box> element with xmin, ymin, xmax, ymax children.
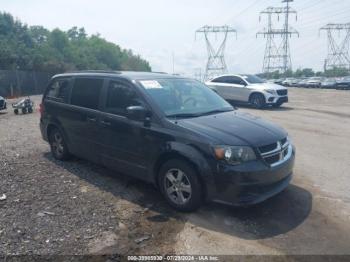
<box><xmin>257</xmin><ymin>0</ymin><xmax>299</xmax><ymax>75</ymax></box>
<box><xmin>195</xmin><ymin>25</ymin><xmax>237</xmax><ymax>80</ymax></box>
<box><xmin>319</xmin><ymin>23</ymin><xmax>350</xmax><ymax>71</ymax></box>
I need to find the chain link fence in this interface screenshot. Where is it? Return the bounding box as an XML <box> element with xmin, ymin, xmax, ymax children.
<box><xmin>0</xmin><ymin>70</ymin><xmax>55</xmax><ymax>98</ymax></box>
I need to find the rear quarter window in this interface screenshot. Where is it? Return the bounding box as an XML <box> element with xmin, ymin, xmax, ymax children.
<box><xmin>46</xmin><ymin>78</ymin><xmax>71</xmax><ymax>103</ymax></box>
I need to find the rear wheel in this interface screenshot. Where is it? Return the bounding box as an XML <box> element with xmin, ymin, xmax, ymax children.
<box><xmin>28</xmin><ymin>107</ymin><xmax>33</xmax><ymax>113</ymax></box>
<box><xmin>14</xmin><ymin>109</ymin><xmax>19</xmax><ymax>115</ymax></box>
<box><xmin>159</xmin><ymin>159</ymin><xmax>203</xmax><ymax>212</ymax></box>
<box><xmin>249</xmin><ymin>93</ymin><xmax>266</xmax><ymax>109</ymax></box>
<box><xmin>49</xmin><ymin>128</ymin><xmax>70</xmax><ymax>160</ymax></box>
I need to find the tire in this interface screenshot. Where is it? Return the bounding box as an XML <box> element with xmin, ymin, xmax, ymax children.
<box><xmin>28</xmin><ymin>107</ymin><xmax>33</xmax><ymax>113</ymax></box>
<box><xmin>14</xmin><ymin>109</ymin><xmax>18</xmax><ymax>115</ymax></box>
<box><xmin>249</xmin><ymin>93</ymin><xmax>266</xmax><ymax>109</ymax></box>
<box><xmin>159</xmin><ymin>159</ymin><xmax>203</xmax><ymax>212</ymax></box>
<box><xmin>22</xmin><ymin>108</ymin><xmax>27</xmax><ymax>114</ymax></box>
<box><xmin>272</xmin><ymin>103</ymin><xmax>282</xmax><ymax>108</ymax></box>
<box><xmin>48</xmin><ymin>128</ymin><xmax>70</xmax><ymax>161</ymax></box>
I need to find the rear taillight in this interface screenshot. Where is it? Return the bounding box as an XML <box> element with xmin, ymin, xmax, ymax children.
<box><xmin>39</xmin><ymin>103</ymin><xmax>44</xmax><ymax>116</ymax></box>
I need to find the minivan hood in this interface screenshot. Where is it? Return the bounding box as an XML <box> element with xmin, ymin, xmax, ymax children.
<box><xmin>249</xmin><ymin>83</ymin><xmax>286</xmax><ymax>90</ymax></box>
<box><xmin>0</xmin><ymin>96</ymin><xmax>4</xmax><ymax>100</ymax></box>
<box><xmin>176</xmin><ymin>111</ymin><xmax>287</xmax><ymax>147</ymax></box>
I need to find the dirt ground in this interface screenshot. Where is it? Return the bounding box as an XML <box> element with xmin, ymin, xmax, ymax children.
<box><xmin>0</xmin><ymin>88</ymin><xmax>350</xmax><ymax>258</ymax></box>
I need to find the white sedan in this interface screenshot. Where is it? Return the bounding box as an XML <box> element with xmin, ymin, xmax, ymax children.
<box><xmin>205</xmin><ymin>74</ymin><xmax>288</xmax><ymax>109</ymax></box>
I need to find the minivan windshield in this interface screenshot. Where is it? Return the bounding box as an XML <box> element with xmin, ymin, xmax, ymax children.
<box><xmin>139</xmin><ymin>78</ymin><xmax>233</xmax><ymax>118</ymax></box>
<box><xmin>241</xmin><ymin>74</ymin><xmax>265</xmax><ymax>84</ymax></box>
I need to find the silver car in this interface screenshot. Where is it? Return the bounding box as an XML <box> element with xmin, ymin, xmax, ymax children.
<box><xmin>205</xmin><ymin>74</ymin><xmax>288</xmax><ymax>109</ymax></box>
<box><xmin>0</xmin><ymin>96</ymin><xmax>7</xmax><ymax>111</ymax></box>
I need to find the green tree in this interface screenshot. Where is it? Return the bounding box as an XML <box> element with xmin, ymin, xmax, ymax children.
<box><xmin>0</xmin><ymin>12</ymin><xmax>151</xmax><ymax>73</ymax></box>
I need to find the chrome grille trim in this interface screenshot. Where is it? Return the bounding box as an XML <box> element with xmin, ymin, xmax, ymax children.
<box><xmin>258</xmin><ymin>139</ymin><xmax>292</xmax><ymax>167</ymax></box>
<box><xmin>260</xmin><ymin>141</ymin><xmax>289</xmax><ymax>157</ymax></box>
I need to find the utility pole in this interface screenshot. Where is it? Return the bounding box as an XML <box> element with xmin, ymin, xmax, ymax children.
<box><xmin>257</xmin><ymin>1</ymin><xmax>298</xmax><ymax>76</ymax></box>
<box><xmin>195</xmin><ymin>25</ymin><xmax>237</xmax><ymax>80</ymax></box>
<box><xmin>319</xmin><ymin>23</ymin><xmax>350</xmax><ymax>72</ymax></box>
<box><xmin>172</xmin><ymin>52</ymin><xmax>175</xmax><ymax>75</ymax></box>
<box><xmin>282</xmin><ymin>0</ymin><xmax>291</xmax><ymax>73</ymax></box>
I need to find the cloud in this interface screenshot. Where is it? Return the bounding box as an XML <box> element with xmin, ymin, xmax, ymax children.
<box><xmin>2</xmin><ymin>0</ymin><xmax>350</xmax><ymax>75</ymax></box>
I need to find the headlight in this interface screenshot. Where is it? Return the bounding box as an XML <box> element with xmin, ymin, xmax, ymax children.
<box><xmin>265</xmin><ymin>89</ymin><xmax>276</xmax><ymax>95</ymax></box>
<box><xmin>214</xmin><ymin>145</ymin><xmax>256</xmax><ymax>165</ymax></box>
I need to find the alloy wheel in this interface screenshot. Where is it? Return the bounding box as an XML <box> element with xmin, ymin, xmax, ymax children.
<box><xmin>164</xmin><ymin>168</ymin><xmax>192</xmax><ymax>205</ymax></box>
<box><xmin>51</xmin><ymin>132</ymin><xmax>64</xmax><ymax>157</ymax></box>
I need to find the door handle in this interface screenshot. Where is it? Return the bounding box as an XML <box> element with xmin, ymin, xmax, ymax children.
<box><xmin>87</xmin><ymin>117</ymin><xmax>97</xmax><ymax>123</ymax></box>
<box><xmin>101</xmin><ymin>120</ymin><xmax>111</xmax><ymax>126</ymax></box>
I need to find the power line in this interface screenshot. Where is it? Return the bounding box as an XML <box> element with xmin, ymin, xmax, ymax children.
<box><xmin>320</xmin><ymin>23</ymin><xmax>350</xmax><ymax>71</ymax></box>
<box><xmin>257</xmin><ymin>0</ymin><xmax>299</xmax><ymax>74</ymax></box>
<box><xmin>195</xmin><ymin>25</ymin><xmax>237</xmax><ymax>80</ymax></box>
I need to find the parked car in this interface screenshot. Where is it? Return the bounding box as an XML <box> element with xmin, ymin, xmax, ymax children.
<box><xmin>321</xmin><ymin>78</ymin><xmax>337</xmax><ymax>89</ymax></box>
<box><xmin>305</xmin><ymin>77</ymin><xmax>323</xmax><ymax>88</ymax></box>
<box><xmin>281</xmin><ymin>78</ymin><xmax>293</xmax><ymax>87</ymax></box>
<box><xmin>0</xmin><ymin>96</ymin><xmax>6</xmax><ymax>111</ymax></box>
<box><xmin>335</xmin><ymin>76</ymin><xmax>350</xmax><ymax>90</ymax></box>
<box><xmin>273</xmin><ymin>78</ymin><xmax>285</xmax><ymax>85</ymax></box>
<box><xmin>205</xmin><ymin>74</ymin><xmax>288</xmax><ymax>109</ymax></box>
<box><xmin>282</xmin><ymin>78</ymin><xmax>298</xmax><ymax>87</ymax></box>
<box><xmin>40</xmin><ymin>71</ymin><xmax>295</xmax><ymax>211</ymax></box>
<box><xmin>297</xmin><ymin>78</ymin><xmax>309</xmax><ymax>88</ymax></box>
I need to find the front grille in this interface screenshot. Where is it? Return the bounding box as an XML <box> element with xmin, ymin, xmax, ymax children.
<box><xmin>277</xmin><ymin>89</ymin><xmax>288</xmax><ymax>96</ymax></box>
<box><xmin>259</xmin><ymin>142</ymin><xmax>277</xmax><ymax>153</ymax></box>
<box><xmin>258</xmin><ymin>138</ymin><xmax>290</xmax><ymax>166</ymax></box>
<box><xmin>0</xmin><ymin>100</ymin><xmax>4</xmax><ymax>108</ymax></box>
<box><xmin>264</xmin><ymin>154</ymin><xmax>280</xmax><ymax>165</ymax></box>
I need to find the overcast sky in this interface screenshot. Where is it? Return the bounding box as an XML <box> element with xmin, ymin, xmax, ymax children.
<box><xmin>2</xmin><ymin>0</ymin><xmax>350</xmax><ymax>77</ymax></box>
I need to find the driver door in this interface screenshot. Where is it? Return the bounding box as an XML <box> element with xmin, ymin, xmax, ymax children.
<box><xmin>97</xmin><ymin>80</ymin><xmax>150</xmax><ymax>180</ymax></box>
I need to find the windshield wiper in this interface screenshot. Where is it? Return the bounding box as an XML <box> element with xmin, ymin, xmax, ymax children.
<box><xmin>167</xmin><ymin>108</ymin><xmax>234</xmax><ymax>119</ymax></box>
<box><xmin>197</xmin><ymin>108</ymin><xmax>234</xmax><ymax>116</ymax></box>
<box><xmin>167</xmin><ymin>113</ymin><xmax>201</xmax><ymax>118</ymax></box>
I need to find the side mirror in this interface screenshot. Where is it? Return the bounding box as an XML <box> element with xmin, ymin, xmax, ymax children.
<box><xmin>126</xmin><ymin>106</ymin><xmax>152</xmax><ymax>124</ymax></box>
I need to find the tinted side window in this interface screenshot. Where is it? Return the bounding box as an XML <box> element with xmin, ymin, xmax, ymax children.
<box><xmin>212</xmin><ymin>76</ymin><xmax>229</xmax><ymax>83</ymax></box>
<box><xmin>71</xmin><ymin>78</ymin><xmax>103</xmax><ymax>110</ymax></box>
<box><xmin>46</xmin><ymin>78</ymin><xmax>71</xmax><ymax>102</ymax></box>
<box><xmin>227</xmin><ymin>76</ymin><xmax>245</xmax><ymax>85</ymax></box>
<box><xmin>105</xmin><ymin>81</ymin><xmax>141</xmax><ymax>116</ymax></box>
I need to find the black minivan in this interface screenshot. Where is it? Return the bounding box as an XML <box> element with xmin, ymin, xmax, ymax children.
<box><xmin>40</xmin><ymin>71</ymin><xmax>295</xmax><ymax>211</ymax></box>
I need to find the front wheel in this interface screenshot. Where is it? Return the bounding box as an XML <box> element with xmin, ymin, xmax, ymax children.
<box><xmin>272</xmin><ymin>103</ymin><xmax>282</xmax><ymax>108</ymax></box>
<box><xmin>159</xmin><ymin>160</ymin><xmax>203</xmax><ymax>212</ymax></box>
<box><xmin>249</xmin><ymin>93</ymin><xmax>266</xmax><ymax>109</ymax></box>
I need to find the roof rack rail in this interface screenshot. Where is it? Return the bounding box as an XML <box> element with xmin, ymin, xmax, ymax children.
<box><xmin>66</xmin><ymin>70</ymin><xmax>121</xmax><ymax>74</ymax></box>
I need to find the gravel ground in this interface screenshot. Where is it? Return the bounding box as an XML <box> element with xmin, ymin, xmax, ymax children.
<box><xmin>1</xmin><ymin>89</ymin><xmax>350</xmax><ymax>259</ymax></box>
<box><xmin>0</xmin><ymin>96</ymin><xmax>184</xmax><ymax>257</ymax></box>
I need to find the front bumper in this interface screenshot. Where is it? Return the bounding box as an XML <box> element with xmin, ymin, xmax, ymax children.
<box><xmin>0</xmin><ymin>100</ymin><xmax>6</xmax><ymax>110</ymax></box>
<box><xmin>208</xmin><ymin>148</ymin><xmax>295</xmax><ymax>206</ymax></box>
<box><xmin>266</xmin><ymin>96</ymin><xmax>288</xmax><ymax>105</ymax></box>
